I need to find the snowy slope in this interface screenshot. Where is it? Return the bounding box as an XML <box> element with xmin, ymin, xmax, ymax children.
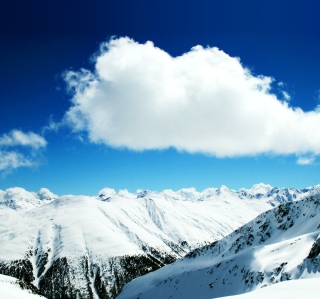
<box><xmin>0</xmin><ymin>194</ymin><xmax>268</xmax><ymax>299</ymax></box>
<box><xmin>117</xmin><ymin>194</ymin><xmax>320</xmax><ymax>299</ymax></box>
<box><xmin>214</xmin><ymin>277</ymin><xmax>320</xmax><ymax>299</ymax></box>
<box><xmin>0</xmin><ymin>184</ymin><xmax>318</xmax><ymax>299</ymax></box>
<box><xmin>0</xmin><ymin>274</ymin><xmax>46</xmax><ymax>299</ymax></box>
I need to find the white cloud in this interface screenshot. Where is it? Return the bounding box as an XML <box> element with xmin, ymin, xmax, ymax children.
<box><xmin>296</xmin><ymin>156</ymin><xmax>315</xmax><ymax>165</ymax></box>
<box><xmin>37</xmin><ymin>188</ymin><xmax>57</xmax><ymax>200</ymax></box>
<box><xmin>0</xmin><ymin>187</ymin><xmax>57</xmax><ymax>202</ymax></box>
<box><xmin>282</xmin><ymin>91</ymin><xmax>291</xmax><ymax>101</ymax></box>
<box><xmin>98</xmin><ymin>187</ymin><xmax>117</xmax><ymax>199</ymax></box>
<box><xmin>0</xmin><ymin>130</ymin><xmax>46</xmax><ymax>173</ymax></box>
<box><xmin>1</xmin><ymin>187</ymin><xmax>37</xmax><ymax>201</ymax></box>
<box><xmin>42</xmin><ymin>117</ymin><xmax>62</xmax><ymax>133</ymax></box>
<box><xmin>118</xmin><ymin>189</ymin><xmax>136</xmax><ymax>199</ymax></box>
<box><xmin>0</xmin><ymin>130</ymin><xmax>46</xmax><ymax>149</ymax></box>
<box><xmin>64</xmin><ymin>37</ymin><xmax>320</xmax><ymax>158</ymax></box>
<box><xmin>0</xmin><ymin>151</ymin><xmax>32</xmax><ymax>171</ymax></box>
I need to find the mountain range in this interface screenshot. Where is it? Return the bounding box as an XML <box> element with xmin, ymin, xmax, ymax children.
<box><xmin>0</xmin><ymin>184</ymin><xmax>319</xmax><ymax>299</ymax></box>
<box><xmin>117</xmin><ymin>193</ymin><xmax>320</xmax><ymax>299</ymax></box>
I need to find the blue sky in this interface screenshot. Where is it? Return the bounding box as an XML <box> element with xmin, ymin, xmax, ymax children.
<box><xmin>1</xmin><ymin>0</ymin><xmax>320</xmax><ymax>195</ymax></box>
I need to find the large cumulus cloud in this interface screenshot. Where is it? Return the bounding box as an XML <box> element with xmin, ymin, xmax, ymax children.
<box><xmin>64</xmin><ymin>37</ymin><xmax>320</xmax><ymax>159</ymax></box>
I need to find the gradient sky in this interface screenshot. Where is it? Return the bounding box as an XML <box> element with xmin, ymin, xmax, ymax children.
<box><xmin>1</xmin><ymin>0</ymin><xmax>320</xmax><ymax>195</ymax></box>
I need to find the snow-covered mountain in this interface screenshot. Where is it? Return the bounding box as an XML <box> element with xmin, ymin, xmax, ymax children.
<box><xmin>0</xmin><ymin>184</ymin><xmax>318</xmax><ymax>299</ymax></box>
<box><xmin>117</xmin><ymin>194</ymin><xmax>320</xmax><ymax>299</ymax></box>
<box><xmin>1</xmin><ymin>183</ymin><xmax>318</xmax><ymax>212</ymax></box>
<box><xmin>0</xmin><ymin>274</ymin><xmax>46</xmax><ymax>299</ymax></box>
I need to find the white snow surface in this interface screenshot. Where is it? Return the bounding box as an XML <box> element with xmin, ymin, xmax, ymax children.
<box><xmin>214</xmin><ymin>277</ymin><xmax>320</xmax><ymax>299</ymax></box>
<box><xmin>0</xmin><ymin>184</ymin><xmax>317</xmax><ymax>260</ymax></box>
<box><xmin>1</xmin><ymin>184</ymin><xmax>315</xmax><ymax>262</ymax></box>
<box><xmin>117</xmin><ymin>194</ymin><xmax>320</xmax><ymax>299</ymax></box>
<box><xmin>0</xmin><ymin>274</ymin><xmax>46</xmax><ymax>299</ymax></box>
<box><xmin>0</xmin><ymin>190</ymin><xmax>268</xmax><ymax>262</ymax></box>
<box><xmin>0</xmin><ymin>183</ymin><xmax>319</xmax><ymax>296</ymax></box>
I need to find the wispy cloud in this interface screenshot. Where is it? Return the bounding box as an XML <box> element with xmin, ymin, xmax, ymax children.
<box><xmin>282</xmin><ymin>91</ymin><xmax>291</xmax><ymax>101</ymax></box>
<box><xmin>296</xmin><ymin>156</ymin><xmax>315</xmax><ymax>165</ymax></box>
<box><xmin>0</xmin><ymin>130</ymin><xmax>47</xmax><ymax>174</ymax></box>
<box><xmin>0</xmin><ymin>151</ymin><xmax>32</xmax><ymax>170</ymax></box>
<box><xmin>41</xmin><ymin>117</ymin><xmax>62</xmax><ymax>134</ymax></box>
<box><xmin>0</xmin><ymin>130</ymin><xmax>46</xmax><ymax>149</ymax></box>
<box><xmin>64</xmin><ymin>37</ymin><xmax>320</xmax><ymax>160</ymax></box>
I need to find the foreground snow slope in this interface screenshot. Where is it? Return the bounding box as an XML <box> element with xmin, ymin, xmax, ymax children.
<box><xmin>0</xmin><ymin>184</ymin><xmax>318</xmax><ymax>299</ymax></box>
<box><xmin>117</xmin><ymin>194</ymin><xmax>320</xmax><ymax>299</ymax></box>
<box><xmin>0</xmin><ymin>274</ymin><xmax>46</xmax><ymax>299</ymax></box>
<box><xmin>0</xmin><ymin>194</ymin><xmax>267</xmax><ymax>299</ymax></box>
<box><xmin>214</xmin><ymin>277</ymin><xmax>320</xmax><ymax>299</ymax></box>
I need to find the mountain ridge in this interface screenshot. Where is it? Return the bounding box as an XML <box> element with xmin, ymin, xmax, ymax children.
<box><xmin>117</xmin><ymin>194</ymin><xmax>320</xmax><ymax>299</ymax></box>
<box><xmin>0</xmin><ymin>184</ymin><xmax>319</xmax><ymax>299</ymax></box>
<box><xmin>2</xmin><ymin>183</ymin><xmax>319</xmax><ymax>211</ymax></box>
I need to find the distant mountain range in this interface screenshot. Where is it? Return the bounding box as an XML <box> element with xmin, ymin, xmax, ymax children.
<box><xmin>0</xmin><ymin>184</ymin><xmax>319</xmax><ymax>299</ymax></box>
